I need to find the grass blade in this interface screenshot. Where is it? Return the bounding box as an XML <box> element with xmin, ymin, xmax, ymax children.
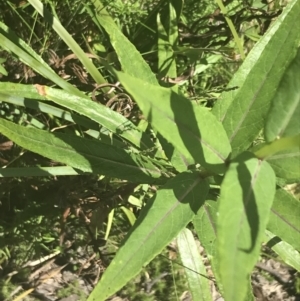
<box><xmin>28</xmin><ymin>0</ymin><xmax>107</xmax><ymax>87</ymax></box>
<box><xmin>177</xmin><ymin>228</ymin><xmax>212</xmax><ymax>301</ymax></box>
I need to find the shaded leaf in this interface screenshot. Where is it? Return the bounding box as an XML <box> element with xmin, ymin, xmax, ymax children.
<box><xmin>0</xmin><ymin>118</ymin><xmax>168</xmax><ymax>183</ymax></box>
<box><xmin>265</xmin><ymin>47</ymin><xmax>300</xmax><ymax>141</ymax></box>
<box><xmin>88</xmin><ymin>172</ymin><xmax>209</xmax><ymax>301</ymax></box>
<box><xmin>116</xmin><ymin>71</ymin><xmax>231</xmax><ymax>174</ymax></box>
<box><xmin>212</xmin><ymin>0</ymin><xmax>300</xmax><ymax>156</ymax></box>
<box><xmin>216</xmin><ymin>152</ymin><xmax>276</xmax><ymax>301</ymax></box>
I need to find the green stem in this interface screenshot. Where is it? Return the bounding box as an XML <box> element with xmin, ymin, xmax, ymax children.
<box><xmin>255</xmin><ymin>134</ymin><xmax>300</xmax><ymax>159</ymax></box>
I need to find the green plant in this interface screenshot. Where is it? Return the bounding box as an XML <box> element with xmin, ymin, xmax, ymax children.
<box><xmin>0</xmin><ymin>0</ymin><xmax>299</xmax><ymax>300</ymax></box>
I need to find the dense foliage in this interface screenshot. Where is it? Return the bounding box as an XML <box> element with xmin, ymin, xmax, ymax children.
<box><xmin>0</xmin><ymin>0</ymin><xmax>299</xmax><ymax>300</ymax></box>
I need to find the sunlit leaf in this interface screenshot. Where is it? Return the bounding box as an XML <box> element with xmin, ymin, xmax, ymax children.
<box><xmin>212</xmin><ymin>0</ymin><xmax>300</xmax><ymax>156</ymax></box>
<box><xmin>177</xmin><ymin>228</ymin><xmax>212</xmax><ymax>301</ymax></box>
<box><xmin>265</xmin><ymin>47</ymin><xmax>300</xmax><ymax>141</ymax></box>
<box><xmin>88</xmin><ymin>172</ymin><xmax>209</xmax><ymax>301</ymax></box>
<box><xmin>267</xmin><ymin>188</ymin><xmax>300</xmax><ymax>250</ymax></box>
<box><xmin>116</xmin><ymin>71</ymin><xmax>231</xmax><ymax>174</ymax></box>
<box><xmin>216</xmin><ymin>152</ymin><xmax>276</xmax><ymax>301</ymax></box>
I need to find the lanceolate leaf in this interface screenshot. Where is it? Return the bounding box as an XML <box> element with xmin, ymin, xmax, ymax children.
<box><xmin>216</xmin><ymin>152</ymin><xmax>276</xmax><ymax>301</ymax></box>
<box><xmin>193</xmin><ymin>198</ymin><xmax>255</xmax><ymax>301</ymax></box>
<box><xmin>116</xmin><ymin>71</ymin><xmax>231</xmax><ymax>174</ymax></box>
<box><xmin>265</xmin><ymin>47</ymin><xmax>300</xmax><ymax>141</ymax></box>
<box><xmin>212</xmin><ymin>0</ymin><xmax>300</xmax><ymax>156</ymax></box>
<box><xmin>177</xmin><ymin>228</ymin><xmax>212</xmax><ymax>301</ymax></box>
<box><xmin>88</xmin><ymin>172</ymin><xmax>209</xmax><ymax>301</ymax></box>
<box><xmin>87</xmin><ymin>0</ymin><xmax>158</xmax><ymax>85</ymax></box>
<box><xmin>0</xmin><ymin>119</ymin><xmax>168</xmax><ymax>183</ymax></box>
<box><xmin>267</xmin><ymin>188</ymin><xmax>300</xmax><ymax>251</ymax></box>
<box><xmin>33</xmin><ymin>84</ymin><xmax>153</xmax><ymax>149</ymax></box>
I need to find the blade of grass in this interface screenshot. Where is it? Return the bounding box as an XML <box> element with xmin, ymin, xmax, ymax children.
<box><xmin>28</xmin><ymin>0</ymin><xmax>109</xmax><ymax>90</ymax></box>
<box><xmin>215</xmin><ymin>0</ymin><xmax>245</xmax><ymax>60</ymax></box>
<box><xmin>0</xmin><ymin>22</ymin><xmax>85</xmax><ymax>98</ymax></box>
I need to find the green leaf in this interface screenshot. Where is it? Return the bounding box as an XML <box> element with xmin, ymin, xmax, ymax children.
<box><xmin>33</xmin><ymin>84</ymin><xmax>153</xmax><ymax>149</ymax></box>
<box><xmin>212</xmin><ymin>0</ymin><xmax>300</xmax><ymax>156</ymax></box>
<box><xmin>177</xmin><ymin>228</ymin><xmax>212</xmax><ymax>301</ymax></box>
<box><xmin>193</xmin><ymin>198</ymin><xmax>255</xmax><ymax>301</ymax></box>
<box><xmin>0</xmin><ymin>119</ymin><xmax>167</xmax><ymax>183</ymax></box>
<box><xmin>193</xmin><ymin>198</ymin><xmax>218</xmax><ymax>262</ymax></box>
<box><xmin>193</xmin><ymin>199</ymin><xmax>222</xmax><ymax>294</ymax></box>
<box><xmin>0</xmin><ymin>21</ymin><xmax>86</xmax><ymax>98</ymax></box>
<box><xmin>28</xmin><ymin>0</ymin><xmax>107</xmax><ymax>87</ymax></box>
<box><xmin>86</xmin><ymin>0</ymin><xmax>157</xmax><ymax>85</ymax></box>
<box><xmin>265</xmin><ymin>230</ymin><xmax>300</xmax><ymax>272</ymax></box>
<box><xmin>116</xmin><ymin>71</ymin><xmax>232</xmax><ymax>174</ymax></box>
<box><xmin>265</xmin><ymin>47</ymin><xmax>300</xmax><ymax>141</ymax></box>
<box><xmin>88</xmin><ymin>172</ymin><xmax>209</xmax><ymax>301</ymax></box>
<box><xmin>157</xmin><ymin>1</ymin><xmax>178</xmax><ymax>84</ymax></box>
<box><xmin>267</xmin><ymin>147</ymin><xmax>300</xmax><ymax>180</ymax></box>
<box><xmin>0</xmin><ymin>166</ymin><xmax>85</xmax><ymax>177</ymax></box>
<box><xmin>267</xmin><ymin>188</ymin><xmax>300</xmax><ymax>251</ymax></box>
<box><xmin>216</xmin><ymin>152</ymin><xmax>276</xmax><ymax>301</ymax></box>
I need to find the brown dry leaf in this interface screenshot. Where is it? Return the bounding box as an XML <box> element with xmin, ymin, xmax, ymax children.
<box><xmin>0</xmin><ymin>140</ymin><xmax>13</xmax><ymax>151</ymax></box>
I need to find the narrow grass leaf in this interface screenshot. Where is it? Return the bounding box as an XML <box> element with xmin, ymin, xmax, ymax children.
<box><xmin>28</xmin><ymin>0</ymin><xmax>107</xmax><ymax>87</ymax></box>
<box><xmin>177</xmin><ymin>228</ymin><xmax>212</xmax><ymax>301</ymax></box>
<box><xmin>33</xmin><ymin>84</ymin><xmax>153</xmax><ymax>149</ymax></box>
<box><xmin>116</xmin><ymin>71</ymin><xmax>231</xmax><ymax>174</ymax></box>
<box><xmin>267</xmin><ymin>188</ymin><xmax>300</xmax><ymax>250</ymax></box>
<box><xmin>212</xmin><ymin>0</ymin><xmax>300</xmax><ymax>156</ymax></box>
<box><xmin>0</xmin><ymin>119</ymin><xmax>167</xmax><ymax>183</ymax></box>
<box><xmin>216</xmin><ymin>152</ymin><xmax>276</xmax><ymax>301</ymax></box>
<box><xmin>0</xmin><ymin>91</ymin><xmax>98</xmax><ymax>132</ymax></box>
<box><xmin>265</xmin><ymin>47</ymin><xmax>300</xmax><ymax>141</ymax></box>
<box><xmin>157</xmin><ymin>2</ymin><xmax>177</xmax><ymax>82</ymax></box>
<box><xmin>88</xmin><ymin>172</ymin><xmax>209</xmax><ymax>301</ymax></box>
<box><xmin>265</xmin><ymin>230</ymin><xmax>300</xmax><ymax>271</ymax></box>
<box><xmin>0</xmin><ymin>22</ymin><xmax>85</xmax><ymax>98</ymax></box>
<box><xmin>87</xmin><ymin>0</ymin><xmax>157</xmax><ymax>85</ymax></box>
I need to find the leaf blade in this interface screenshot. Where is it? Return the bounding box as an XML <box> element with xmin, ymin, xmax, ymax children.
<box><xmin>212</xmin><ymin>0</ymin><xmax>300</xmax><ymax>156</ymax></box>
<box><xmin>88</xmin><ymin>172</ymin><xmax>209</xmax><ymax>300</ymax></box>
<box><xmin>265</xmin><ymin>47</ymin><xmax>300</xmax><ymax>141</ymax></box>
<box><xmin>0</xmin><ymin>119</ymin><xmax>167</xmax><ymax>183</ymax></box>
<box><xmin>267</xmin><ymin>188</ymin><xmax>300</xmax><ymax>251</ymax></box>
<box><xmin>116</xmin><ymin>72</ymin><xmax>231</xmax><ymax>173</ymax></box>
<box><xmin>216</xmin><ymin>152</ymin><xmax>276</xmax><ymax>301</ymax></box>
<box><xmin>177</xmin><ymin>228</ymin><xmax>212</xmax><ymax>301</ymax></box>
